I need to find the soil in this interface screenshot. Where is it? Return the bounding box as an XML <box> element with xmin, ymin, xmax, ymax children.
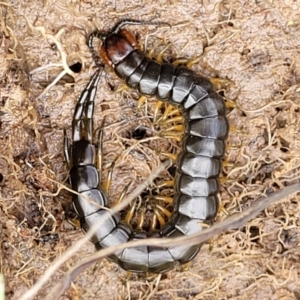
<box><xmin>1</xmin><ymin>0</ymin><xmax>300</xmax><ymax>299</ymax></box>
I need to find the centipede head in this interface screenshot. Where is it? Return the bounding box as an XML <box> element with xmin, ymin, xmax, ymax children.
<box><xmin>88</xmin><ymin>19</ymin><xmax>171</xmax><ymax>67</ymax></box>
<box><xmin>99</xmin><ymin>29</ymin><xmax>139</xmax><ymax>66</ymax></box>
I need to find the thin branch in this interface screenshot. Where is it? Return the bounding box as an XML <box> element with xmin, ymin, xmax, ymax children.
<box><xmin>46</xmin><ymin>183</ymin><xmax>300</xmax><ymax>299</ymax></box>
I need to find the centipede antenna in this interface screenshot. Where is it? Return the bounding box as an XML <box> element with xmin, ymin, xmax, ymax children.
<box><xmin>87</xmin><ymin>32</ymin><xmax>107</xmax><ymax>67</ymax></box>
<box><xmin>111</xmin><ymin>19</ymin><xmax>171</xmax><ymax>33</ymax></box>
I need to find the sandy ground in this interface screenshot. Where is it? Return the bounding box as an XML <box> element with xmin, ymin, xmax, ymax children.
<box><xmin>1</xmin><ymin>0</ymin><xmax>300</xmax><ymax>299</ymax></box>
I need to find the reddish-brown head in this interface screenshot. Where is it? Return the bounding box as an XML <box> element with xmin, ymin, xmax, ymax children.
<box><xmin>100</xmin><ymin>29</ymin><xmax>139</xmax><ymax>67</ymax></box>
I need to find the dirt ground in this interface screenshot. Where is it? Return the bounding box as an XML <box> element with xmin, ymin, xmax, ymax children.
<box><xmin>1</xmin><ymin>0</ymin><xmax>300</xmax><ymax>299</ymax></box>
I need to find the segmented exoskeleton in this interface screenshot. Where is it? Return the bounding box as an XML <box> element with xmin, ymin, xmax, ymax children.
<box><xmin>88</xmin><ymin>19</ymin><xmax>229</xmax><ymax>269</ymax></box>
<box><xmin>65</xmin><ymin>68</ymin><xmax>190</xmax><ymax>273</ymax></box>
<box><xmin>82</xmin><ymin>20</ymin><xmax>229</xmax><ymax>273</ymax></box>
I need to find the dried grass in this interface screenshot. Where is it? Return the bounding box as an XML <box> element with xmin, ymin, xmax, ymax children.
<box><xmin>1</xmin><ymin>0</ymin><xmax>300</xmax><ymax>299</ymax></box>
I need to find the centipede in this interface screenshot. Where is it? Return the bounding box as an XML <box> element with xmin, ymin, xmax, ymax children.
<box><xmin>67</xmin><ymin>19</ymin><xmax>229</xmax><ymax>273</ymax></box>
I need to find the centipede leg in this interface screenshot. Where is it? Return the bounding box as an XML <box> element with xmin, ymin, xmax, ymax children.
<box><xmin>102</xmin><ymin>161</ymin><xmax>115</xmax><ymax>193</ymax></box>
<box><xmin>136</xmin><ymin>206</ymin><xmax>146</xmax><ymax>230</ymax></box>
<box><xmin>156</xmin><ymin>180</ymin><xmax>174</xmax><ymax>189</ymax></box>
<box><xmin>137</xmin><ymin>95</ymin><xmax>148</xmax><ymax>110</ymax></box>
<box><xmin>227</xmin><ymin>145</ymin><xmax>240</xmax><ymax>151</ymax></box>
<box><xmin>63</xmin><ymin>129</ymin><xmax>71</xmax><ymax>169</ymax></box>
<box><xmin>220</xmin><ymin>173</ymin><xmax>235</xmax><ymax>182</ymax></box>
<box><xmin>155</xmin><ymin>204</ymin><xmax>172</xmax><ymax>219</ymax></box>
<box><xmin>174</xmin><ymin>261</ymin><xmax>190</xmax><ymax>273</ymax></box>
<box><xmin>113</xmin><ymin>83</ymin><xmax>130</xmax><ymax>94</ymax></box>
<box><xmin>171</xmin><ymin>58</ymin><xmax>193</xmax><ymax>67</ymax></box>
<box><xmin>152</xmin><ymin>195</ymin><xmax>173</xmax><ymax>204</ymax></box>
<box><xmin>159</xmin><ymin>125</ymin><xmax>183</xmax><ymax>140</ymax></box>
<box><xmin>160</xmin><ymin>152</ymin><xmax>177</xmax><ymax>161</ymax></box>
<box><xmin>159</xmin><ymin>116</ymin><xmax>183</xmax><ymax>126</ymax></box>
<box><xmin>223</xmin><ymin>161</ymin><xmax>234</xmax><ymax>168</ymax></box>
<box><xmin>97</xmin><ymin>123</ymin><xmax>104</xmax><ymax>185</ymax></box>
<box><xmin>117</xmin><ymin>183</ymin><xmax>132</xmax><ymax>204</ymax></box>
<box><xmin>152</xmin><ymin>207</ymin><xmax>166</xmax><ymax>227</ymax></box>
<box><xmin>229</xmin><ymin>126</ymin><xmax>244</xmax><ymax>134</ymax></box>
<box><xmin>225</xmin><ymin>99</ymin><xmax>236</xmax><ymax>109</ymax></box>
<box><xmin>157</xmin><ymin>106</ymin><xmax>181</xmax><ymax>124</ymax></box>
<box><xmin>156</xmin><ymin>44</ymin><xmax>172</xmax><ymax>63</ymax></box>
<box><xmin>159</xmin><ymin>134</ymin><xmax>182</xmax><ymax>142</ymax></box>
<box><xmin>210</xmin><ymin>77</ymin><xmax>231</xmax><ymax>89</ymax></box>
<box><xmin>218</xmin><ymin>205</ymin><xmax>229</xmax><ymax>216</ymax></box>
<box><xmin>153</xmin><ymin>101</ymin><xmax>164</xmax><ymax>123</ymax></box>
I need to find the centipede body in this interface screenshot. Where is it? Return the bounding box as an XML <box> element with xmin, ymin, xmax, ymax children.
<box><xmin>66</xmin><ymin>20</ymin><xmax>229</xmax><ymax>273</ymax></box>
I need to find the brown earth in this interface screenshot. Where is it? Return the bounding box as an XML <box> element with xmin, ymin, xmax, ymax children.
<box><xmin>1</xmin><ymin>0</ymin><xmax>300</xmax><ymax>299</ymax></box>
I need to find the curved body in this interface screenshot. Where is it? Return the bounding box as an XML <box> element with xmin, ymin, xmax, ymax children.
<box><xmin>83</xmin><ymin>21</ymin><xmax>229</xmax><ymax>273</ymax></box>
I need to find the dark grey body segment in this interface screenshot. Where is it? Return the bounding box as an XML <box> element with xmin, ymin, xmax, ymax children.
<box><xmin>181</xmin><ymin>136</ymin><xmax>226</xmax><ymax>158</ymax></box>
<box><xmin>173</xmin><ymin>194</ymin><xmax>218</xmax><ymax>219</ymax></box>
<box><xmin>157</xmin><ymin>63</ymin><xmax>176</xmax><ymax>99</ymax></box>
<box><xmin>114</xmin><ymin>50</ymin><xmax>145</xmax><ymax>80</ymax></box>
<box><xmin>177</xmin><ymin>153</ymin><xmax>221</xmax><ymax>178</ymax></box>
<box><xmin>116</xmin><ymin>232</ymin><xmax>178</xmax><ymax>273</ymax></box>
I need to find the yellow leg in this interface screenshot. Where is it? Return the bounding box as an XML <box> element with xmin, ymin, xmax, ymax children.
<box><xmin>148</xmin><ymin>43</ymin><xmax>171</xmax><ymax>62</ymax></box>
<box><xmin>154</xmin><ymin>102</ymin><xmax>182</xmax><ymax>125</ymax></box>
<box><xmin>137</xmin><ymin>95</ymin><xmax>148</xmax><ymax>110</ymax></box>
<box><xmin>159</xmin><ymin>116</ymin><xmax>183</xmax><ymax>125</ymax></box>
<box><xmin>67</xmin><ymin>218</ymin><xmax>80</xmax><ymax>228</ymax></box>
<box><xmin>210</xmin><ymin>78</ymin><xmax>231</xmax><ymax>90</ymax></box>
<box><xmin>153</xmin><ymin>101</ymin><xmax>164</xmax><ymax>123</ymax></box>
<box><xmin>226</xmin><ymin>145</ymin><xmax>240</xmax><ymax>151</ymax></box>
<box><xmin>155</xmin><ymin>204</ymin><xmax>172</xmax><ymax>218</ymax></box>
<box><xmin>125</xmin><ymin>198</ymin><xmax>138</xmax><ymax>224</ymax></box>
<box><xmin>102</xmin><ymin>161</ymin><xmax>114</xmax><ymax>193</ymax></box>
<box><xmin>113</xmin><ymin>183</ymin><xmax>132</xmax><ymax>205</ymax></box>
<box><xmin>152</xmin><ymin>196</ymin><xmax>173</xmax><ymax>204</ymax></box>
<box><xmin>178</xmin><ymin>261</ymin><xmax>191</xmax><ymax>272</ymax></box>
<box><xmin>160</xmin><ymin>152</ymin><xmax>177</xmax><ymax>161</ymax></box>
<box><xmin>225</xmin><ymin>99</ymin><xmax>236</xmax><ymax>109</ymax></box>
<box><xmin>223</xmin><ymin>161</ymin><xmax>234</xmax><ymax>168</ymax></box>
<box><xmin>157</xmin><ymin>103</ymin><xmax>174</xmax><ymax>123</ymax></box>
<box><xmin>121</xmin><ymin>271</ymin><xmax>133</xmax><ymax>284</ymax></box>
<box><xmin>220</xmin><ymin>176</ymin><xmax>235</xmax><ymax>184</ymax></box>
<box><xmin>150</xmin><ymin>214</ymin><xmax>158</xmax><ymax>232</ymax></box>
<box><xmin>156</xmin><ymin>180</ymin><xmax>174</xmax><ymax>189</ymax></box>
<box><xmin>186</xmin><ymin>57</ymin><xmax>202</xmax><ymax>68</ymax></box>
<box><xmin>136</xmin><ymin>207</ymin><xmax>145</xmax><ymax>230</ymax></box>
<box><xmin>156</xmin><ymin>44</ymin><xmax>172</xmax><ymax>63</ymax></box>
<box><xmin>159</xmin><ymin>103</ymin><xmax>177</xmax><ymax>120</ymax></box>
<box><xmin>172</xmin><ymin>58</ymin><xmax>191</xmax><ymax>67</ymax></box>
<box><xmin>163</xmin><ymin>107</ymin><xmax>181</xmax><ymax>120</ymax></box>
<box><xmin>218</xmin><ymin>204</ymin><xmax>229</xmax><ymax>216</ymax></box>
<box><xmin>159</xmin><ymin>134</ymin><xmax>182</xmax><ymax>142</ymax></box>
<box><xmin>113</xmin><ymin>83</ymin><xmax>130</xmax><ymax>94</ymax></box>
<box><xmin>172</xmin><ymin>56</ymin><xmax>201</xmax><ymax>68</ymax></box>
<box><xmin>148</xmin><ymin>48</ymin><xmax>155</xmax><ymax>60</ymax></box>
<box><xmin>229</xmin><ymin>126</ymin><xmax>242</xmax><ymax>133</ymax></box>
<box><xmin>153</xmin><ymin>207</ymin><xmax>166</xmax><ymax>227</ymax></box>
<box><xmin>197</xmin><ymin>222</ymin><xmax>210</xmax><ymax>228</ymax></box>
<box><xmin>97</xmin><ymin>119</ymin><xmax>105</xmax><ymax>185</ymax></box>
<box><xmin>160</xmin><ymin>124</ymin><xmax>184</xmax><ymax>134</ymax></box>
